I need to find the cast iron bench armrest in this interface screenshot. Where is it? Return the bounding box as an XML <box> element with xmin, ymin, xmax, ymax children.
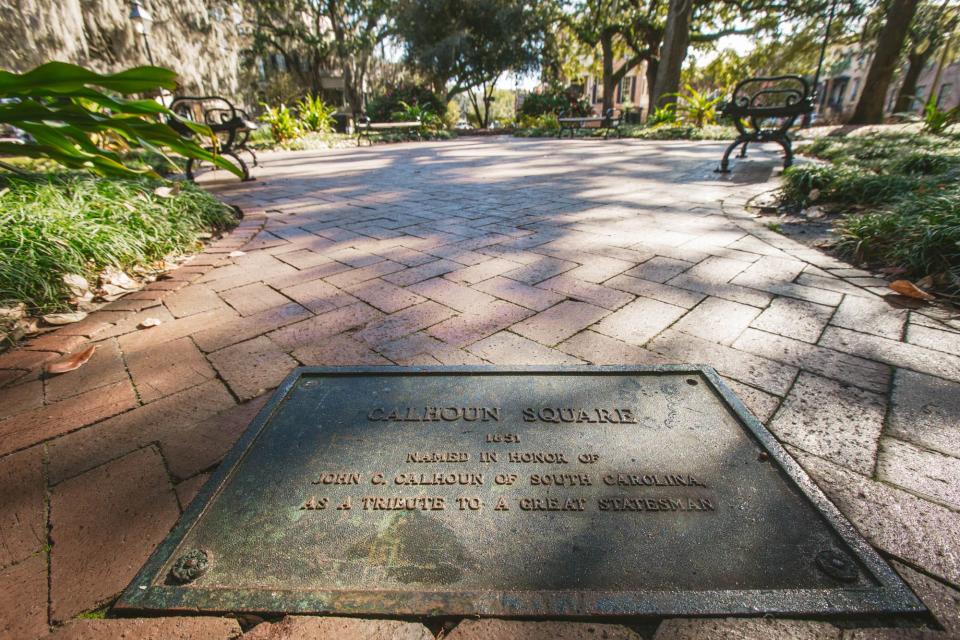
<box><xmin>168</xmin><ymin>95</ymin><xmax>257</xmax><ymax>181</ymax></box>
<box><xmin>715</xmin><ymin>75</ymin><xmax>814</xmax><ymax>173</ymax></box>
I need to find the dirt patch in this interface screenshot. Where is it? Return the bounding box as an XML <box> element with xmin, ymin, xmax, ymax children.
<box><xmin>744</xmin><ymin>191</ymin><xmax>842</xmax><ymax>251</ymax></box>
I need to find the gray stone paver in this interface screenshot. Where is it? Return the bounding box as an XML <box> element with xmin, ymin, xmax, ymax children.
<box><xmin>0</xmin><ymin>138</ymin><xmax>957</xmax><ymax>634</ymax></box>
<box><xmin>749</xmin><ymin>296</ymin><xmax>833</xmax><ymax>343</ymax></box>
<box><xmin>877</xmin><ymin>437</ymin><xmax>960</xmax><ymax>510</ymax></box>
<box><xmin>769</xmin><ymin>372</ymin><xmax>887</xmax><ymax>475</ymax></box>
<box><xmin>887</xmin><ymin>369</ymin><xmax>960</xmax><ymax>458</ymax></box>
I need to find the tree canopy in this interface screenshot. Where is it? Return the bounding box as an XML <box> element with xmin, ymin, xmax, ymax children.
<box><xmin>394</xmin><ymin>0</ymin><xmax>545</xmax><ymax>126</ymax></box>
<box><xmin>242</xmin><ymin>0</ymin><xmax>956</xmax><ymax>127</ymax></box>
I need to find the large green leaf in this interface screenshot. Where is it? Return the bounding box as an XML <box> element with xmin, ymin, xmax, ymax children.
<box><xmin>0</xmin><ymin>62</ymin><xmax>243</xmax><ymax>179</ymax></box>
<box><xmin>0</xmin><ymin>62</ymin><xmax>178</xmax><ymax>96</ymax></box>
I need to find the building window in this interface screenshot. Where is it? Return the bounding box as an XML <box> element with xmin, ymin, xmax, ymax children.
<box><xmin>621</xmin><ymin>77</ymin><xmax>634</xmax><ymax>104</ymax></box>
<box><xmin>914</xmin><ymin>85</ymin><xmax>927</xmax><ymax>111</ymax></box>
<box><xmin>850</xmin><ymin>78</ymin><xmax>860</xmax><ymax>101</ymax></box>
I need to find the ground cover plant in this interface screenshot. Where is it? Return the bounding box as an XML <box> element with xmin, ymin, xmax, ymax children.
<box><xmin>0</xmin><ymin>172</ymin><xmax>237</xmax><ymax>315</ymax></box>
<box><xmin>781</xmin><ymin>132</ymin><xmax>960</xmax><ymax>294</ymax></box>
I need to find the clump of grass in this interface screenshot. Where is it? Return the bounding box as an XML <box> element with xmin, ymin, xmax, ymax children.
<box><xmin>835</xmin><ymin>184</ymin><xmax>960</xmax><ymax>288</ymax></box>
<box><xmin>617</xmin><ymin>124</ymin><xmax>736</xmax><ymax>141</ymax></box>
<box><xmin>780</xmin><ymin>164</ymin><xmax>926</xmax><ymax>209</ymax></box>
<box><xmin>782</xmin><ymin>131</ymin><xmax>960</xmax><ymax>292</ymax></box>
<box><xmin>0</xmin><ymin>173</ymin><xmax>237</xmax><ymax>313</ymax></box>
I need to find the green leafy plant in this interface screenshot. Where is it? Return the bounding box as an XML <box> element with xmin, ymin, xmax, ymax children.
<box><xmin>665</xmin><ymin>84</ymin><xmax>722</xmax><ymax>128</ymax></box>
<box><xmin>517</xmin><ymin>113</ymin><xmax>559</xmax><ymax>130</ymax></box>
<box><xmin>259</xmin><ymin>104</ymin><xmax>301</xmax><ymax>143</ymax></box>
<box><xmin>922</xmin><ymin>101</ymin><xmax>960</xmax><ymax>135</ymax></box>
<box><xmin>366</xmin><ymin>84</ymin><xmax>445</xmax><ymax>122</ymax></box>
<box><xmin>647</xmin><ymin>103</ymin><xmax>677</xmax><ymax>126</ymax></box>
<box><xmin>391</xmin><ymin>101</ymin><xmax>444</xmax><ymax>133</ymax></box>
<box><xmin>296</xmin><ymin>95</ymin><xmax>337</xmax><ymax>133</ymax></box>
<box><xmin>519</xmin><ymin>90</ymin><xmax>591</xmax><ymax>119</ymax></box>
<box><xmin>0</xmin><ymin>62</ymin><xmax>240</xmax><ymax>178</ymax></box>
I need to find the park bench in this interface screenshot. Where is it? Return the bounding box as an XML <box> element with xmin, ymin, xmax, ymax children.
<box><xmin>168</xmin><ymin>96</ymin><xmax>257</xmax><ymax>181</ymax></box>
<box><xmin>355</xmin><ymin>115</ymin><xmax>421</xmax><ymax>146</ymax></box>
<box><xmin>557</xmin><ymin>108</ymin><xmax>623</xmax><ymax>139</ymax></box>
<box><xmin>715</xmin><ymin>75</ymin><xmax>813</xmax><ymax>173</ymax></box>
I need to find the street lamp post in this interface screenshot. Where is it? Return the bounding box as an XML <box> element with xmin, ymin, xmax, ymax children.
<box><xmin>129</xmin><ymin>0</ymin><xmax>155</xmax><ymax>65</ymax></box>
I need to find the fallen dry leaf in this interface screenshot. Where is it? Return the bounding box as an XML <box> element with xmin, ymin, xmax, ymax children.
<box><xmin>46</xmin><ymin>345</ymin><xmax>96</xmax><ymax>374</ymax></box>
<box><xmin>228</xmin><ymin>250</ymin><xmax>246</xmax><ymax>258</ymax></box>
<box><xmin>100</xmin><ymin>268</ymin><xmax>138</xmax><ymax>290</ymax></box>
<box><xmin>138</xmin><ymin>317</ymin><xmax>163</xmax><ymax>329</ymax></box>
<box><xmin>890</xmin><ymin>279</ymin><xmax>935</xmax><ymax>301</ymax></box>
<box><xmin>0</xmin><ymin>303</ymin><xmax>26</xmax><ymax>321</ymax></box>
<box><xmin>42</xmin><ymin>311</ymin><xmax>88</xmax><ymax>325</ymax></box>
<box><xmin>63</xmin><ymin>273</ymin><xmax>90</xmax><ymax>298</ymax></box>
<box><xmin>97</xmin><ymin>283</ymin><xmax>128</xmax><ymax>301</ymax></box>
<box><xmin>916</xmin><ymin>275</ymin><xmax>935</xmax><ymax>289</ymax></box>
<box><xmin>153</xmin><ymin>183</ymin><xmax>181</xmax><ymax>198</ymax></box>
<box><xmin>808</xmin><ymin>188</ymin><xmax>820</xmax><ymax>202</ymax></box>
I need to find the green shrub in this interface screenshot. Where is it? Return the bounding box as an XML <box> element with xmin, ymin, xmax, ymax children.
<box><xmin>391</xmin><ymin>101</ymin><xmax>444</xmax><ymax>133</ymax></box>
<box><xmin>647</xmin><ymin>104</ymin><xmax>677</xmax><ymax>126</ymax></box>
<box><xmin>519</xmin><ymin>90</ymin><xmax>590</xmax><ymax>118</ymax></box>
<box><xmin>0</xmin><ymin>173</ymin><xmax>237</xmax><ymax>312</ymax></box>
<box><xmin>922</xmin><ymin>101</ymin><xmax>960</xmax><ymax>135</ymax></box>
<box><xmin>366</xmin><ymin>84</ymin><xmax>444</xmax><ymax>122</ymax></box>
<box><xmin>516</xmin><ymin>113</ymin><xmax>559</xmax><ymax>130</ymax></box>
<box><xmin>444</xmin><ymin>100</ymin><xmax>461</xmax><ymax>129</ymax></box>
<box><xmin>295</xmin><ymin>95</ymin><xmax>337</xmax><ymax>133</ymax></box>
<box><xmin>259</xmin><ymin>104</ymin><xmax>301</xmax><ymax>143</ymax></box>
<box><xmin>665</xmin><ymin>84</ymin><xmax>721</xmax><ymax>128</ymax></box>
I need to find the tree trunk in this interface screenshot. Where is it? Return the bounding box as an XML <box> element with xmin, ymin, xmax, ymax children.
<box><xmin>651</xmin><ymin>0</ymin><xmax>694</xmax><ymax>109</ymax></box>
<box><xmin>343</xmin><ymin>63</ymin><xmax>363</xmax><ymax>116</ymax></box>
<box><xmin>432</xmin><ymin>77</ymin><xmax>446</xmax><ymax>99</ymax></box>
<box><xmin>645</xmin><ymin>57</ymin><xmax>659</xmax><ymax>117</ymax></box>
<box><xmin>849</xmin><ymin>0</ymin><xmax>922</xmax><ymax>124</ymax></box>
<box><xmin>893</xmin><ymin>50</ymin><xmax>929</xmax><ymax>113</ymax></box>
<box><xmin>601</xmin><ymin>29</ymin><xmax>616</xmax><ymax>114</ymax></box>
<box><xmin>468</xmin><ymin>90</ymin><xmax>484</xmax><ymax>128</ymax></box>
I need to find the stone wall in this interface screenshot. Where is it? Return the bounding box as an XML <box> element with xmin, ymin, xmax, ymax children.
<box><xmin>0</xmin><ymin>0</ymin><xmax>259</xmax><ymax>106</ymax></box>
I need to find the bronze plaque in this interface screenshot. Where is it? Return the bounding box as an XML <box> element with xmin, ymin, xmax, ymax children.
<box><xmin>117</xmin><ymin>366</ymin><xmax>923</xmax><ymax>618</ymax></box>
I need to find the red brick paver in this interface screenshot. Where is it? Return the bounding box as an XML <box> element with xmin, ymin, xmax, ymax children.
<box><xmin>50</xmin><ymin>446</ymin><xmax>179</xmax><ymax>622</ymax></box>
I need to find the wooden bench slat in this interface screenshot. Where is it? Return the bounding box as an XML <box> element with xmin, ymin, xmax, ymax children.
<box><xmin>367</xmin><ymin>121</ymin><xmax>421</xmax><ymax>129</ymax></box>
